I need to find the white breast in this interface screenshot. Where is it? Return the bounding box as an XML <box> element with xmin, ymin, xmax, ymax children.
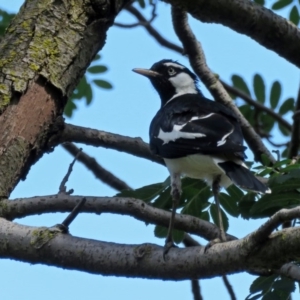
<box><xmin>164</xmin><ymin>154</ymin><xmax>233</xmax><ymax>188</ymax></box>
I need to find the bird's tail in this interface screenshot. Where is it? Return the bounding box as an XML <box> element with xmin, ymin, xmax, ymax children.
<box><xmin>218</xmin><ymin>161</ymin><xmax>271</xmax><ymax>194</ymax></box>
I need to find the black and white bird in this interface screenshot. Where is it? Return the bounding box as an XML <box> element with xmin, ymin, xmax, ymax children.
<box><xmin>133</xmin><ymin>59</ymin><xmax>270</xmax><ymax>253</ymax></box>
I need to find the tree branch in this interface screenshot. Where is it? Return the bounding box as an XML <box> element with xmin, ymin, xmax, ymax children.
<box><xmin>288</xmin><ymin>82</ymin><xmax>300</xmax><ymax>158</ymax></box>
<box><xmin>51</xmin><ymin>123</ymin><xmax>164</xmax><ymax>166</ymax></box>
<box><xmin>220</xmin><ymin>80</ymin><xmax>292</xmax><ymax>132</ymax></box>
<box><xmin>163</xmin><ymin>0</ymin><xmax>300</xmax><ymax>68</ymax></box>
<box><xmin>1</xmin><ymin>195</ymin><xmax>235</xmax><ymax>242</ymax></box>
<box><xmin>124</xmin><ymin>4</ymin><xmax>291</xmax><ymax>137</ymax></box>
<box><xmin>171</xmin><ymin>7</ymin><xmax>275</xmax><ymax>164</ymax></box>
<box><xmin>183</xmin><ymin>233</ymin><xmax>236</xmax><ymax>300</ymax></box>
<box><xmin>124</xmin><ymin>5</ymin><xmax>183</xmax><ymax>53</ymax></box>
<box><xmin>1</xmin><ymin>218</ymin><xmax>300</xmax><ymax>279</ymax></box>
<box><xmin>276</xmin><ymin>263</ymin><xmax>300</xmax><ymax>282</ymax></box>
<box><xmin>244</xmin><ymin>207</ymin><xmax>300</xmax><ymax>253</ymax></box>
<box><xmin>62</xmin><ymin>142</ymin><xmax>131</xmax><ymax>191</ymax></box>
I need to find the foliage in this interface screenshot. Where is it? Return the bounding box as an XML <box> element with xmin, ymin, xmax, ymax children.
<box><xmin>65</xmin><ymin>54</ymin><xmax>112</xmax><ymax>117</ymax></box>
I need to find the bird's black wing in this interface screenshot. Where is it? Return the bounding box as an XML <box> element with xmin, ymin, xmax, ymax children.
<box><xmin>150</xmin><ymin>94</ymin><xmax>246</xmax><ymax>159</ymax></box>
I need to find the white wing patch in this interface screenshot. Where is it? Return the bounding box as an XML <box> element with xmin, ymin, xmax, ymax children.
<box><xmin>217</xmin><ymin>128</ymin><xmax>233</xmax><ymax>147</ymax></box>
<box><xmin>157</xmin><ymin>116</ymin><xmax>206</xmax><ymax>144</ymax></box>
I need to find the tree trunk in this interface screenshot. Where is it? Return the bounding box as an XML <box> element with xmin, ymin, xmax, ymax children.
<box><xmin>0</xmin><ymin>0</ymin><xmax>127</xmax><ymax>198</ymax></box>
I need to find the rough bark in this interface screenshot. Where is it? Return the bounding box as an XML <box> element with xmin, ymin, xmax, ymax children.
<box><xmin>0</xmin><ymin>217</ymin><xmax>299</xmax><ymax>279</ymax></box>
<box><xmin>163</xmin><ymin>0</ymin><xmax>300</xmax><ymax>68</ymax></box>
<box><xmin>0</xmin><ymin>0</ymin><xmax>127</xmax><ymax>198</ymax></box>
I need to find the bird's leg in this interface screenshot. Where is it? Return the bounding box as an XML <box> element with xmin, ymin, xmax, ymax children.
<box><xmin>212</xmin><ymin>176</ymin><xmax>227</xmax><ymax>242</ymax></box>
<box><xmin>164</xmin><ymin>173</ymin><xmax>181</xmax><ymax>257</ymax></box>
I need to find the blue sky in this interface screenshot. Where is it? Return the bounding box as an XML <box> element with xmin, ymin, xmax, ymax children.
<box><xmin>0</xmin><ymin>1</ymin><xmax>299</xmax><ymax>299</ymax></box>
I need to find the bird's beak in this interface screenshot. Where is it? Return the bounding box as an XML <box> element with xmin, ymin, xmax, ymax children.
<box><xmin>132</xmin><ymin>68</ymin><xmax>160</xmax><ymax>78</ymax></box>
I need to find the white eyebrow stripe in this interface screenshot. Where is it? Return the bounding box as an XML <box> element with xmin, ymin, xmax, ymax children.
<box><xmin>163</xmin><ymin>62</ymin><xmax>185</xmax><ymax>69</ymax></box>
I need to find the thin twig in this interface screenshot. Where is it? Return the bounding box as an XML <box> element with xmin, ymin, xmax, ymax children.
<box><xmin>183</xmin><ymin>233</ymin><xmax>236</xmax><ymax>300</ymax></box>
<box><xmin>62</xmin><ymin>142</ymin><xmax>131</xmax><ymax>191</ymax></box>
<box><xmin>58</xmin><ymin>147</ymin><xmax>82</xmax><ymax>194</ymax></box>
<box><xmin>125</xmin><ymin>5</ymin><xmax>183</xmax><ymax>53</ymax></box>
<box><xmin>288</xmin><ymin>81</ymin><xmax>300</xmax><ymax>158</ymax></box>
<box><xmin>61</xmin><ymin>197</ymin><xmax>86</xmax><ymax>230</ymax></box>
<box><xmin>182</xmin><ymin>235</ymin><xmax>203</xmax><ymax>300</ymax></box>
<box><xmin>171</xmin><ymin>7</ymin><xmax>275</xmax><ymax>164</ymax></box>
<box><xmin>221</xmin><ymin>80</ymin><xmax>292</xmax><ymax>131</ymax></box>
<box><xmin>115</xmin><ymin>2</ymin><xmax>157</xmax><ymax>28</ymax></box>
<box><xmin>222</xmin><ymin>276</ymin><xmax>237</xmax><ymax>300</ymax></box>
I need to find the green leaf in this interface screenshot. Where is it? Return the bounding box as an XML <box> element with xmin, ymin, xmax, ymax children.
<box><xmin>278</xmin><ymin>123</ymin><xmax>290</xmax><ymax>136</ymax></box>
<box><xmin>116</xmin><ymin>177</ymin><xmax>170</xmax><ymax>202</ymax></box>
<box><xmin>172</xmin><ymin>229</ymin><xmax>185</xmax><ymax>244</ymax></box>
<box><xmin>245</xmin><ymin>294</ymin><xmax>263</xmax><ymax>300</ymax></box>
<box><xmin>272</xmin><ymin>277</ymin><xmax>295</xmax><ymax>293</ymax></box>
<box><xmin>154</xmin><ymin>225</ymin><xmax>167</xmax><ymax>238</ymax></box>
<box><xmin>0</xmin><ymin>10</ymin><xmax>15</xmax><ymax>36</ymax></box>
<box><xmin>85</xmin><ymin>84</ymin><xmax>93</xmax><ymax>105</ymax></box>
<box><xmin>181</xmin><ymin>186</ymin><xmax>211</xmax><ymax>217</ymax></box>
<box><xmin>238</xmin><ymin>193</ymin><xmax>256</xmax><ymax>219</ymax></box>
<box><xmin>137</xmin><ymin>0</ymin><xmax>146</xmax><ymax>8</ymax></box>
<box><xmin>227</xmin><ymin>185</ymin><xmax>244</xmax><ymax>199</ymax></box>
<box><xmin>253</xmin><ymin>74</ymin><xmax>265</xmax><ymax>104</ymax></box>
<box><xmin>87</xmin><ymin>65</ymin><xmax>108</xmax><ymax>74</ymax></box>
<box><xmin>93</xmin><ymin>79</ymin><xmax>113</xmax><ymax>89</ymax></box>
<box><xmin>232</xmin><ymin>75</ymin><xmax>251</xmax><ymax>96</ymax></box>
<box><xmin>239</xmin><ymin>104</ymin><xmax>255</xmax><ymax>126</ymax></box>
<box><xmin>210</xmin><ymin>204</ymin><xmax>229</xmax><ymax>231</ymax></box>
<box><xmin>219</xmin><ymin>192</ymin><xmax>240</xmax><ymax>217</ymax></box>
<box><xmin>279</xmin><ymin>98</ymin><xmax>294</xmax><ymax>115</ymax></box>
<box><xmin>289</xmin><ymin>5</ymin><xmax>300</xmax><ymax>25</ymax></box>
<box><xmin>253</xmin><ymin>0</ymin><xmax>265</xmax><ymax>5</ymax></box>
<box><xmin>64</xmin><ymin>100</ymin><xmax>77</xmax><ymax>118</ymax></box>
<box><xmin>249</xmin><ymin>275</ymin><xmax>278</xmax><ymax>293</ymax></box>
<box><xmin>154</xmin><ymin>226</ymin><xmax>184</xmax><ymax>244</ymax></box>
<box><xmin>250</xmin><ymin>192</ymin><xmax>300</xmax><ymax>216</ymax></box>
<box><xmin>261</xmin><ymin>291</ymin><xmax>281</xmax><ymax>300</ymax></box>
<box><xmin>152</xmin><ymin>187</ymin><xmax>172</xmax><ymax>209</ymax></box>
<box><xmin>260</xmin><ymin>112</ymin><xmax>275</xmax><ymax>133</ymax></box>
<box><xmin>94</xmin><ymin>54</ymin><xmax>101</xmax><ymax>61</ymax></box>
<box><xmin>272</xmin><ymin>0</ymin><xmax>293</xmax><ymax>10</ymax></box>
<box><xmin>270</xmin><ymin>81</ymin><xmax>281</xmax><ymax>109</ymax></box>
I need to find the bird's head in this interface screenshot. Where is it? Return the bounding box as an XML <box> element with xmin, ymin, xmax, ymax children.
<box><xmin>133</xmin><ymin>59</ymin><xmax>201</xmax><ymax>106</ymax></box>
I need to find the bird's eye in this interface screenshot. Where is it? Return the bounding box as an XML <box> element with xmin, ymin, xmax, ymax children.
<box><xmin>167</xmin><ymin>67</ymin><xmax>176</xmax><ymax>76</ymax></box>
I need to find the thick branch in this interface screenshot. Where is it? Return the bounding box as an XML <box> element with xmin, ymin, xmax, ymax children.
<box><xmin>62</xmin><ymin>142</ymin><xmax>131</xmax><ymax>191</ymax></box>
<box><xmin>52</xmin><ymin>123</ymin><xmax>164</xmax><ymax>165</ymax></box>
<box><xmin>1</xmin><ymin>218</ymin><xmax>300</xmax><ymax>279</ymax></box>
<box><xmin>244</xmin><ymin>207</ymin><xmax>300</xmax><ymax>253</ymax></box>
<box><xmin>277</xmin><ymin>263</ymin><xmax>300</xmax><ymax>281</ymax></box>
<box><xmin>288</xmin><ymin>82</ymin><xmax>300</xmax><ymax>158</ymax></box>
<box><xmin>1</xmin><ymin>195</ymin><xmax>234</xmax><ymax>242</ymax></box>
<box><xmin>164</xmin><ymin>0</ymin><xmax>300</xmax><ymax>68</ymax></box>
<box><xmin>171</xmin><ymin>7</ymin><xmax>275</xmax><ymax>164</ymax></box>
